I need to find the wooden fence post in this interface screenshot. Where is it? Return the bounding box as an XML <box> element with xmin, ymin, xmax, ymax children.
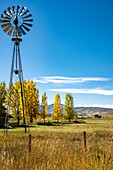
<box><xmin>29</xmin><ymin>134</ymin><xmax>31</xmax><ymax>152</ymax></box>
<box><xmin>83</xmin><ymin>131</ymin><xmax>86</xmax><ymax>151</ymax></box>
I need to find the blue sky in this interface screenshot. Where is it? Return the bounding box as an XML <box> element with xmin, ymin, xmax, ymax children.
<box><xmin>0</xmin><ymin>0</ymin><xmax>113</xmax><ymax>108</ymax></box>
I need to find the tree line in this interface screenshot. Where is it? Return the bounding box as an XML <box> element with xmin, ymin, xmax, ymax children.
<box><xmin>0</xmin><ymin>80</ymin><xmax>77</xmax><ymax>126</ymax></box>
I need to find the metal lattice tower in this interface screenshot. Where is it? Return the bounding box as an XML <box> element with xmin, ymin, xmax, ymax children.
<box><xmin>0</xmin><ymin>5</ymin><xmax>33</xmax><ymax>137</ymax></box>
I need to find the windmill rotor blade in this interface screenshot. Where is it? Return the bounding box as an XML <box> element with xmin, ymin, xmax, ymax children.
<box><xmin>1</xmin><ymin>14</ymin><xmax>11</xmax><ymax>20</ymax></box>
<box><xmin>12</xmin><ymin>6</ymin><xmax>16</xmax><ymax>15</ymax></box>
<box><xmin>17</xmin><ymin>5</ymin><xmax>21</xmax><ymax>15</ymax></box>
<box><xmin>7</xmin><ymin>26</ymin><xmax>14</xmax><ymax>36</ymax></box>
<box><xmin>21</xmin><ymin>10</ymin><xmax>29</xmax><ymax>17</ymax></box>
<box><xmin>3</xmin><ymin>10</ymin><xmax>12</xmax><ymax>18</ymax></box>
<box><xmin>1</xmin><ymin>23</ymin><xmax>11</xmax><ymax>29</ymax></box>
<box><xmin>19</xmin><ymin>7</ymin><xmax>26</xmax><ymax>16</ymax></box>
<box><xmin>22</xmin><ymin>14</ymin><xmax>32</xmax><ymax>19</ymax></box>
<box><xmin>0</xmin><ymin>19</ymin><xmax>10</xmax><ymax>23</ymax></box>
<box><xmin>3</xmin><ymin>25</ymin><xmax>12</xmax><ymax>33</ymax></box>
<box><xmin>22</xmin><ymin>24</ymin><xmax>30</xmax><ymax>32</ymax></box>
<box><xmin>19</xmin><ymin>26</ymin><xmax>26</xmax><ymax>35</ymax></box>
<box><xmin>23</xmin><ymin>19</ymin><xmax>33</xmax><ymax>22</ymax></box>
<box><xmin>7</xmin><ymin>7</ymin><xmax>14</xmax><ymax>16</ymax></box>
<box><xmin>23</xmin><ymin>22</ymin><xmax>32</xmax><ymax>27</ymax></box>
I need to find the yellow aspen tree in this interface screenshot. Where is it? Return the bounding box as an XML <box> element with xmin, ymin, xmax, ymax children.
<box><xmin>51</xmin><ymin>93</ymin><xmax>63</xmax><ymax>122</ymax></box>
<box><xmin>64</xmin><ymin>94</ymin><xmax>75</xmax><ymax>122</ymax></box>
<box><xmin>7</xmin><ymin>80</ymin><xmax>39</xmax><ymax>125</ymax></box>
<box><xmin>0</xmin><ymin>82</ymin><xmax>7</xmax><ymax>127</ymax></box>
<box><xmin>6</xmin><ymin>82</ymin><xmax>22</xmax><ymax>125</ymax></box>
<box><xmin>11</xmin><ymin>81</ymin><xmax>21</xmax><ymax>125</ymax></box>
<box><xmin>40</xmin><ymin>92</ymin><xmax>48</xmax><ymax>124</ymax></box>
<box><xmin>108</xmin><ymin>115</ymin><xmax>113</xmax><ymax>118</ymax></box>
<box><xmin>24</xmin><ymin>80</ymin><xmax>40</xmax><ymax>123</ymax></box>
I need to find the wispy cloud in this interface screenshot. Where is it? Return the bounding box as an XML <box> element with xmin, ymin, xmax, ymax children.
<box><xmin>49</xmin><ymin>88</ymin><xmax>113</xmax><ymax>95</ymax></box>
<box><xmin>33</xmin><ymin>76</ymin><xmax>112</xmax><ymax>84</ymax></box>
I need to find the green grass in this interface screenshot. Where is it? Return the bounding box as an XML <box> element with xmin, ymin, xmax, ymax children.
<box><xmin>0</xmin><ymin>119</ymin><xmax>113</xmax><ymax>169</ymax></box>
<box><xmin>32</xmin><ymin>119</ymin><xmax>113</xmax><ymax>133</ymax></box>
<box><xmin>2</xmin><ymin>119</ymin><xmax>112</xmax><ymax>133</ymax></box>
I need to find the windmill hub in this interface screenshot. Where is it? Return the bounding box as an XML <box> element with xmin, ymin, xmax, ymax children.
<box><xmin>13</xmin><ymin>16</ymin><xmax>18</xmax><ymax>26</ymax></box>
<box><xmin>11</xmin><ymin>15</ymin><xmax>23</xmax><ymax>28</ymax></box>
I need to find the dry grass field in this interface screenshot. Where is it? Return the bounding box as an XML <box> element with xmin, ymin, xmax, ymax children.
<box><xmin>0</xmin><ymin>119</ymin><xmax>113</xmax><ymax>169</ymax></box>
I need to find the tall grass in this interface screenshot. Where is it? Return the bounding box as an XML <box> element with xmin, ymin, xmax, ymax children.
<box><xmin>0</xmin><ymin>121</ymin><xmax>113</xmax><ymax>169</ymax></box>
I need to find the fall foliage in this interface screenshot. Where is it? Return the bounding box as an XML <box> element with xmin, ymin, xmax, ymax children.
<box><xmin>6</xmin><ymin>82</ymin><xmax>22</xmax><ymax>125</ymax></box>
<box><xmin>6</xmin><ymin>80</ymin><xmax>40</xmax><ymax>124</ymax></box>
<box><xmin>40</xmin><ymin>92</ymin><xmax>49</xmax><ymax>124</ymax></box>
<box><xmin>64</xmin><ymin>93</ymin><xmax>75</xmax><ymax>122</ymax></box>
<box><xmin>0</xmin><ymin>82</ymin><xmax>7</xmax><ymax>126</ymax></box>
<box><xmin>24</xmin><ymin>80</ymin><xmax>40</xmax><ymax>123</ymax></box>
<box><xmin>0</xmin><ymin>80</ymin><xmax>79</xmax><ymax>125</ymax></box>
<box><xmin>51</xmin><ymin>94</ymin><xmax>63</xmax><ymax>122</ymax></box>
<box><xmin>108</xmin><ymin>115</ymin><xmax>113</xmax><ymax>118</ymax></box>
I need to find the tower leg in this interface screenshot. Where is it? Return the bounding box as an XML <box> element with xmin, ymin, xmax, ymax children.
<box><xmin>17</xmin><ymin>43</ymin><xmax>26</xmax><ymax>133</ymax></box>
<box><xmin>5</xmin><ymin>42</ymin><xmax>15</xmax><ymax>137</ymax></box>
<box><xmin>5</xmin><ymin>40</ymin><xmax>30</xmax><ymax>136</ymax></box>
<box><xmin>18</xmin><ymin>43</ymin><xmax>30</xmax><ymax>135</ymax></box>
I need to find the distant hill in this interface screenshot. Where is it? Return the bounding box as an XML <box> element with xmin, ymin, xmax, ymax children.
<box><xmin>48</xmin><ymin>104</ymin><xmax>113</xmax><ymax>117</ymax></box>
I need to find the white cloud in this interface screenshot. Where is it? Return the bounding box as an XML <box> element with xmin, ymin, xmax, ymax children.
<box><xmin>33</xmin><ymin>76</ymin><xmax>112</xmax><ymax>84</ymax></box>
<box><xmin>49</xmin><ymin>88</ymin><xmax>113</xmax><ymax>95</ymax></box>
<box><xmin>33</xmin><ymin>79</ymin><xmax>47</xmax><ymax>84</ymax></box>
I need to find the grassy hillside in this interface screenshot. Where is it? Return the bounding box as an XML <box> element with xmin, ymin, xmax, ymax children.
<box><xmin>48</xmin><ymin>104</ymin><xmax>113</xmax><ymax>116</ymax></box>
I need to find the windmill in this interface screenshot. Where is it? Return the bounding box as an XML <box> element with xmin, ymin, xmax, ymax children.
<box><xmin>0</xmin><ymin>6</ymin><xmax>33</xmax><ymax>137</ymax></box>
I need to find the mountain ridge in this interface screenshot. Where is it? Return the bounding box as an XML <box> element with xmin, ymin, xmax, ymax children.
<box><xmin>48</xmin><ymin>104</ymin><xmax>113</xmax><ymax>116</ymax></box>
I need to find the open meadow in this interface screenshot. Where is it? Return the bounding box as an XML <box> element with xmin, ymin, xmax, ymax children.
<box><xmin>0</xmin><ymin>119</ymin><xmax>113</xmax><ymax>170</ymax></box>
